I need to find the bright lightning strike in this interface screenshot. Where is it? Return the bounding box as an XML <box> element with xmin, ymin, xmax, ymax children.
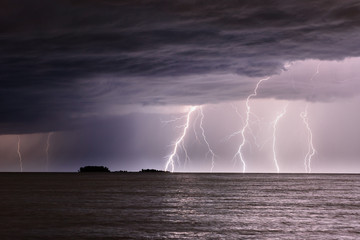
<box><xmin>199</xmin><ymin>107</ymin><xmax>216</xmax><ymax>172</ymax></box>
<box><xmin>272</xmin><ymin>104</ymin><xmax>288</xmax><ymax>173</ymax></box>
<box><xmin>165</xmin><ymin>106</ymin><xmax>198</xmax><ymax>172</ymax></box>
<box><xmin>233</xmin><ymin>77</ymin><xmax>270</xmax><ymax>173</ymax></box>
<box><xmin>300</xmin><ymin>105</ymin><xmax>316</xmax><ymax>173</ymax></box>
<box><xmin>300</xmin><ymin>63</ymin><xmax>320</xmax><ymax>173</ymax></box>
<box><xmin>17</xmin><ymin>135</ymin><xmax>23</xmax><ymax>172</ymax></box>
<box><xmin>46</xmin><ymin>132</ymin><xmax>53</xmax><ymax>171</ymax></box>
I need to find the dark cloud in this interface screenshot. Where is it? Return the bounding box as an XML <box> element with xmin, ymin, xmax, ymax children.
<box><xmin>1</xmin><ymin>0</ymin><xmax>360</xmax><ymax>133</ymax></box>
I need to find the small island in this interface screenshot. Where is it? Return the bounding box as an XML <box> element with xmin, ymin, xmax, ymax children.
<box><xmin>78</xmin><ymin>166</ymin><xmax>169</xmax><ymax>173</ymax></box>
<box><xmin>113</xmin><ymin>170</ymin><xmax>128</xmax><ymax>173</ymax></box>
<box><xmin>78</xmin><ymin>166</ymin><xmax>110</xmax><ymax>173</ymax></box>
<box><xmin>140</xmin><ymin>169</ymin><xmax>168</xmax><ymax>173</ymax></box>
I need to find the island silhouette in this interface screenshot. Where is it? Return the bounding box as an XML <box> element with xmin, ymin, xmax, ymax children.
<box><xmin>78</xmin><ymin>166</ymin><xmax>168</xmax><ymax>173</ymax></box>
<box><xmin>140</xmin><ymin>169</ymin><xmax>167</xmax><ymax>173</ymax></box>
<box><xmin>78</xmin><ymin>166</ymin><xmax>110</xmax><ymax>173</ymax></box>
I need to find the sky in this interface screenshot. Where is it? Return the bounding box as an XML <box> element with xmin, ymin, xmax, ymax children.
<box><xmin>1</xmin><ymin>0</ymin><xmax>360</xmax><ymax>172</ymax></box>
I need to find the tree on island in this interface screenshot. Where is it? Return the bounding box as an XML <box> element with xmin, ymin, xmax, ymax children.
<box><xmin>78</xmin><ymin>166</ymin><xmax>110</xmax><ymax>173</ymax></box>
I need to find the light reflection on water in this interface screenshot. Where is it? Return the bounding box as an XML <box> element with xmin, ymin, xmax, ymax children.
<box><xmin>0</xmin><ymin>173</ymin><xmax>359</xmax><ymax>239</ymax></box>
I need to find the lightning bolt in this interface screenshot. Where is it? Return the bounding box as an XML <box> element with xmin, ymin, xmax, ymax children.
<box><xmin>223</xmin><ymin>104</ymin><xmax>263</xmax><ymax>153</ymax></box>
<box><xmin>272</xmin><ymin>104</ymin><xmax>288</xmax><ymax>173</ymax></box>
<box><xmin>46</xmin><ymin>132</ymin><xmax>53</xmax><ymax>171</ymax></box>
<box><xmin>300</xmin><ymin>105</ymin><xmax>316</xmax><ymax>173</ymax></box>
<box><xmin>17</xmin><ymin>135</ymin><xmax>23</xmax><ymax>172</ymax></box>
<box><xmin>223</xmin><ymin>104</ymin><xmax>245</xmax><ymax>141</ymax></box>
<box><xmin>165</xmin><ymin>106</ymin><xmax>198</xmax><ymax>172</ymax></box>
<box><xmin>300</xmin><ymin>63</ymin><xmax>320</xmax><ymax>173</ymax></box>
<box><xmin>233</xmin><ymin>77</ymin><xmax>270</xmax><ymax>173</ymax></box>
<box><xmin>199</xmin><ymin>107</ymin><xmax>216</xmax><ymax>172</ymax></box>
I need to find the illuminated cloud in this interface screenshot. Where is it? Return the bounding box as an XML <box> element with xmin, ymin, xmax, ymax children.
<box><xmin>1</xmin><ymin>0</ymin><xmax>360</xmax><ymax>133</ymax></box>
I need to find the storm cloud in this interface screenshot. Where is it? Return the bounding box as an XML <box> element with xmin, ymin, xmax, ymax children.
<box><xmin>1</xmin><ymin>0</ymin><xmax>360</xmax><ymax>133</ymax></box>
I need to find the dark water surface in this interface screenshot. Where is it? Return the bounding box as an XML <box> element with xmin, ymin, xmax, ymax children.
<box><xmin>0</xmin><ymin>173</ymin><xmax>359</xmax><ymax>239</ymax></box>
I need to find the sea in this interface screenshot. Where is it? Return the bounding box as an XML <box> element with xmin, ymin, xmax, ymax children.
<box><xmin>0</xmin><ymin>173</ymin><xmax>359</xmax><ymax>239</ymax></box>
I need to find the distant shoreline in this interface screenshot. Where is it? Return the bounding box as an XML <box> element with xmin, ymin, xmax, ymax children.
<box><xmin>78</xmin><ymin>166</ymin><xmax>170</xmax><ymax>173</ymax></box>
<box><xmin>1</xmin><ymin>172</ymin><xmax>360</xmax><ymax>175</ymax></box>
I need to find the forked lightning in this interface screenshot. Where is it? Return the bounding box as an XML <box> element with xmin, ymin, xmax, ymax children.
<box><xmin>233</xmin><ymin>77</ymin><xmax>270</xmax><ymax>173</ymax></box>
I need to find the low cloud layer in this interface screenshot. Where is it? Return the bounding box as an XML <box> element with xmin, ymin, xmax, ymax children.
<box><xmin>1</xmin><ymin>0</ymin><xmax>360</xmax><ymax>133</ymax></box>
